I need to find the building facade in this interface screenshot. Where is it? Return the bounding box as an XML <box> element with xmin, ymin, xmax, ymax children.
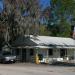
<box><xmin>12</xmin><ymin>35</ymin><xmax>75</xmax><ymax>64</ymax></box>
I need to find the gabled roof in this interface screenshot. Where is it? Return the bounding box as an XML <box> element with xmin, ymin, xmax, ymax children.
<box><xmin>12</xmin><ymin>35</ymin><xmax>37</xmax><ymax>47</ymax></box>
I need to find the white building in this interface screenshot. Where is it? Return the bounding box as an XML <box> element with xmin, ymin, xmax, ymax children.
<box><xmin>12</xmin><ymin>35</ymin><xmax>75</xmax><ymax>64</ymax></box>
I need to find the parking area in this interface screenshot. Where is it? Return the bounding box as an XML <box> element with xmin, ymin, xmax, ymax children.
<box><xmin>0</xmin><ymin>63</ymin><xmax>75</xmax><ymax>75</ymax></box>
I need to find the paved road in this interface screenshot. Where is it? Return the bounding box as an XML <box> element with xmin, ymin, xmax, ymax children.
<box><xmin>0</xmin><ymin>63</ymin><xmax>75</xmax><ymax>75</ymax></box>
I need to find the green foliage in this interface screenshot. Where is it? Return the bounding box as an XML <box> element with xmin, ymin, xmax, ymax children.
<box><xmin>47</xmin><ymin>19</ymin><xmax>71</xmax><ymax>37</ymax></box>
<box><xmin>20</xmin><ymin>5</ymin><xmax>26</xmax><ymax>14</ymax></box>
<box><xmin>52</xmin><ymin>0</ymin><xmax>75</xmax><ymax>15</ymax></box>
<box><xmin>57</xmin><ymin>19</ymin><xmax>71</xmax><ymax>37</ymax></box>
<box><xmin>39</xmin><ymin>25</ymin><xmax>51</xmax><ymax>36</ymax></box>
<box><xmin>46</xmin><ymin>0</ymin><xmax>74</xmax><ymax>37</ymax></box>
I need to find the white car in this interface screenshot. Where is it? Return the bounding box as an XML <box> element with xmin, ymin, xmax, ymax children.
<box><xmin>0</xmin><ymin>52</ymin><xmax>16</xmax><ymax>63</ymax></box>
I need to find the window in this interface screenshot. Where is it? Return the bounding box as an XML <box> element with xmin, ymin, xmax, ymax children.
<box><xmin>48</xmin><ymin>49</ymin><xmax>53</xmax><ymax>56</ymax></box>
<box><xmin>15</xmin><ymin>49</ymin><xmax>20</xmax><ymax>55</ymax></box>
<box><xmin>2</xmin><ymin>51</ymin><xmax>11</xmax><ymax>56</ymax></box>
<box><xmin>60</xmin><ymin>49</ymin><xmax>67</xmax><ymax>57</ymax></box>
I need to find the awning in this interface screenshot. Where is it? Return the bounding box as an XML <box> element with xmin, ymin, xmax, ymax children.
<box><xmin>33</xmin><ymin>46</ymin><xmax>52</xmax><ymax>49</ymax></box>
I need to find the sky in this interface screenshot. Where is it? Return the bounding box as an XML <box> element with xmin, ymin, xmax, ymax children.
<box><xmin>0</xmin><ymin>0</ymin><xmax>51</xmax><ymax>13</ymax></box>
<box><xmin>0</xmin><ymin>0</ymin><xmax>3</xmax><ymax>13</ymax></box>
<box><xmin>39</xmin><ymin>0</ymin><xmax>50</xmax><ymax>10</ymax></box>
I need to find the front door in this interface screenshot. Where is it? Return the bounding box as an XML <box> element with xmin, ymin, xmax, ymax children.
<box><xmin>22</xmin><ymin>49</ymin><xmax>26</xmax><ymax>62</ymax></box>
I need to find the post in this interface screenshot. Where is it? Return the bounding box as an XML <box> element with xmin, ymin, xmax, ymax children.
<box><xmin>35</xmin><ymin>48</ymin><xmax>40</xmax><ymax>64</ymax></box>
<box><xmin>20</xmin><ymin>48</ymin><xmax>22</xmax><ymax>62</ymax></box>
<box><xmin>74</xmin><ymin>50</ymin><xmax>75</xmax><ymax>63</ymax></box>
<box><xmin>46</xmin><ymin>49</ymin><xmax>49</xmax><ymax>64</ymax></box>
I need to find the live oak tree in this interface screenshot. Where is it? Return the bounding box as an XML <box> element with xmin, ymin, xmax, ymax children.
<box><xmin>0</xmin><ymin>0</ymin><xmax>40</xmax><ymax>47</ymax></box>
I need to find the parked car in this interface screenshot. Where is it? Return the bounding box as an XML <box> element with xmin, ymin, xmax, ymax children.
<box><xmin>0</xmin><ymin>51</ymin><xmax>16</xmax><ymax>63</ymax></box>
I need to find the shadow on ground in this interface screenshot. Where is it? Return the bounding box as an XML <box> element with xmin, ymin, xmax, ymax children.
<box><xmin>50</xmin><ymin>62</ymin><xmax>75</xmax><ymax>67</ymax></box>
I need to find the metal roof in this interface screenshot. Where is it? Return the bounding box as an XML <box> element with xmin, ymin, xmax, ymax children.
<box><xmin>30</xmin><ymin>35</ymin><xmax>75</xmax><ymax>48</ymax></box>
<box><xmin>12</xmin><ymin>35</ymin><xmax>75</xmax><ymax>49</ymax></box>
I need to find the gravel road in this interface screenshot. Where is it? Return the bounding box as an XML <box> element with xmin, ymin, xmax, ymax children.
<box><xmin>0</xmin><ymin>63</ymin><xmax>75</xmax><ymax>75</ymax></box>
